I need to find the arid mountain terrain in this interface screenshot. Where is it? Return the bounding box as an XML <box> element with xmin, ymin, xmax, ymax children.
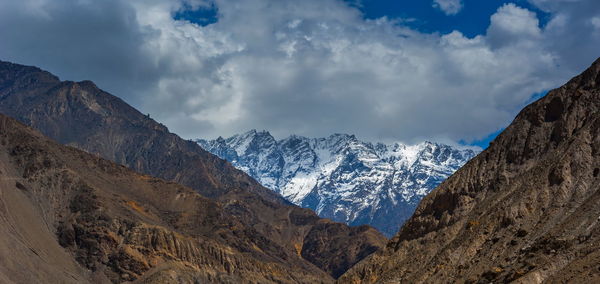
<box><xmin>339</xmin><ymin>58</ymin><xmax>600</xmax><ymax>283</ymax></box>
<box><xmin>3</xmin><ymin>56</ymin><xmax>600</xmax><ymax>283</ymax></box>
<box><xmin>0</xmin><ymin>114</ymin><xmax>331</xmax><ymax>283</ymax></box>
<box><xmin>0</xmin><ymin>60</ymin><xmax>386</xmax><ymax>281</ymax></box>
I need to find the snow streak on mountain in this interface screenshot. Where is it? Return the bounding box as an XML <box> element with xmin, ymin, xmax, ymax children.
<box><xmin>197</xmin><ymin>130</ymin><xmax>478</xmax><ymax>236</ymax></box>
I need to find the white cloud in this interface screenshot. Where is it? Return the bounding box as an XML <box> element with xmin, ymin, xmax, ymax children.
<box><xmin>432</xmin><ymin>0</ymin><xmax>464</xmax><ymax>15</ymax></box>
<box><xmin>487</xmin><ymin>3</ymin><xmax>541</xmax><ymax>48</ymax></box>
<box><xmin>0</xmin><ymin>0</ymin><xmax>598</xmax><ymax>144</ymax></box>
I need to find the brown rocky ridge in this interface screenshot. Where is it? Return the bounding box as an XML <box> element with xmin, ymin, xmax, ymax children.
<box><xmin>0</xmin><ymin>113</ymin><xmax>338</xmax><ymax>283</ymax></box>
<box><xmin>339</xmin><ymin>57</ymin><xmax>600</xmax><ymax>283</ymax></box>
<box><xmin>0</xmin><ymin>60</ymin><xmax>386</xmax><ymax>280</ymax></box>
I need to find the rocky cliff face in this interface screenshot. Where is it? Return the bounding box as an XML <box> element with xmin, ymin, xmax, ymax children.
<box><xmin>198</xmin><ymin>132</ymin><xmax>476</xmax><ymax>237</ymax></box>
<box><xmin>0</xmin><ymin>114</ymin><xmax>331</xmax><ymax>283</ymax></box>
<box><xmin>0</xmin><ymin>60</ymin><xmax>386</xmax><ymax>279</ymax></box>
<box><xmin>339</xmin><ymin>58</ymin><xmax>600</xmax><ymax>283</ymax></box>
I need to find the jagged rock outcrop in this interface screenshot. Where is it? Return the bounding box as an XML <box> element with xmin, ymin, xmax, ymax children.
<box><xmin>198</xmin><ymin>131</ymin><xmax>476</xmax><ymax>237</ymax></box>
<box><xmin>339</xmin><ymin>58</ymin><xmax>600</xmax><ymax>283</ymax></box>
<box><xmin>0</xmin><ymin>60</ymin><xmax>386</xmax><ymax>279</ymax></box>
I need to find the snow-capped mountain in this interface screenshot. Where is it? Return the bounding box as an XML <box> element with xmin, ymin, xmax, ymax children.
<box><xmin>197</xmin><ymin>130</ymin><xmax>478</xmax><ymax>237</ymax></box>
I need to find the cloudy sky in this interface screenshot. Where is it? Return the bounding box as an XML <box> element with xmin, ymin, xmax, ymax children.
<box><xmin>1</xmin><ymin>0</ymin><xmax>599</xmax><ymax>146</ymax></box>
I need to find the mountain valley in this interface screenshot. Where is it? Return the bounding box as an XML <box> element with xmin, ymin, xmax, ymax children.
<box><xmin>1</xmin><ymin>56</ymin><xmax>600</xmax><ymax>283</ymax></box>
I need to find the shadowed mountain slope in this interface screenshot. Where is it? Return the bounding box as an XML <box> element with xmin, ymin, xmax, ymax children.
<box><xmin>339</xmin><ymin>57</ymin><xmax>600</xmax><ymax>283</ymax></box>
<box><xmin>0</xmin><ymin>114</ymin><xmax>333</xmax><ymax>283</ymax></box>
<box><xmin>0</xmin><ymin>60</ymin><xmax>386</xmax><ymax>279</ymax></box>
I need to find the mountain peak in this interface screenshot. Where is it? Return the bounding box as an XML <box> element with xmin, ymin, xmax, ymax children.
<box><xmin>77</xmin><ymin>79</ymin><xmax>98</xmax><ymax>89</ymax></box>
<box><xmin>255</xmin><ymin>129</ymin><xmax>272</xmax><ymax>136</ymax></box>
<box><xmin>328</xmin><ymin>133</ymin><xmax>356</xmax><ymax>139</ymax></box>
<box><xmin>0</xmin><ymin>60</ymin><xmax>60</xmax><ymax>84</ymax></box>
<box><xmin>199</xmin><ymin>131</ymin><xmax>478</xmax><ymax>236</ymax></box>
<box><xmin>0</xmin><ymin>60</ymin><xmax>387</xmax><ymax>280</ymax></box>
<box><xmin>238</xmin><ymin>129</ymin><xmax>273</xmax><ymax>139</ymax></box>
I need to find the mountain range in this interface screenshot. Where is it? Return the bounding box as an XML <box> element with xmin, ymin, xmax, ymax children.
<box><xmin>0</xmin><ymin>56</ymin><xmax>599</xmax><ymax>283</ymax></box>
<box><xmin>198</xmin><ymin>132</ymin><xmax>477</xmax><ymax>237</ymax></box>
<box><xmin>0</xmin><ymin>60</ymin><xmax>385</xmax><ymax>282</ymax></box>
<box><xmin>0</xmin><ymin>113</ymin><xmax>336</xmax><ymax>283</ymax></box>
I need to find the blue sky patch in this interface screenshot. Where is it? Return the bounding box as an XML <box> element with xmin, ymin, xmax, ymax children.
<box><xmin>174</xmin><ymin>3</ymin><xmax>218</xmax><ymax>26</ymax></box>
<box><xmin>461</xmin><ymin>128</ymin><xmax>505</xmax><ymax>149</ymax></box>
<box><xmin>347</xmin><ymin>0</ymin><xmax>550</xmax><ymax>37</ymax></box>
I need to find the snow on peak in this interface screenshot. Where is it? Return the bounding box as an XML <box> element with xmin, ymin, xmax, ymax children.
<box><xmin>197</xmin><ymin>131</ymin><xmax>478</xmax><ymax>237</ymax></box>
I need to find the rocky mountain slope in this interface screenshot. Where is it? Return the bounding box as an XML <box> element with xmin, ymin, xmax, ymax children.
<box><xmin>339</xmin><ymin>58</ymin><xmax>600</xmax><ymax>283</ymax></box>
<box><xmin>0</xmin><ymin>60</ymin><xmax>386</xmax><ymax>279</ymax></box>
<box><xmin>198</xmin><ymin>132</ymin><xmax>477</xmax><ymax>237</ymax></box>
<box><xmin>0</xmin><ymin>114</ymin><xmax>333</xmax><ymax>283</ymax></box>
